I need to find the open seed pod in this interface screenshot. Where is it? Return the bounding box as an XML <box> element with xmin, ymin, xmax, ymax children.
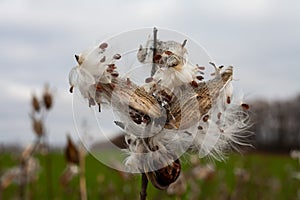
<box><xmin>146</xmin><ymin>158</ymin><xmax>181</xmax><ymax>190</ymax></box>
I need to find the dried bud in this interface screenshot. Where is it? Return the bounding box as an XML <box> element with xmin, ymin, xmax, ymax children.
<box><xmin>65</xmin><ymin>135</ymin><xmax>79</xmax><ymax>165</ymax></box>
<box><xmin>31</xmin><ymin>95</ymin><xmax>40</xmax><ymax>112</ymax></box>
<box><xmin>43</xmin><ymin>86</ymin><xmax>53</xmax><ymax>110</ymax></box>
<box><xmin>32</xmin><ymin>118</ymin><xmax>44</xmax><ymax>137</ymax></box>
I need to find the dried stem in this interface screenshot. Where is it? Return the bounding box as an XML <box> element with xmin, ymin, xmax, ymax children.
<box><xmin>79</xmin><ymin>145</ymin><xmax>87</xmax><ymax>200</ymax></box>
<box><xmin>45</xmin><ymin>144</ymin><xmax>53</xmax><ymax>200</ymax></box>
<box><xmin>140</xmin><ymin>173</ymin><xmax>148</xmax><ymax>200</ymax></box>
<box><xmin>18</xmin><ymin>138</ymin><xmax>41</xmax><ymax>200</ymax></box>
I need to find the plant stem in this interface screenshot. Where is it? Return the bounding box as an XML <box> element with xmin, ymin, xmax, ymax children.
<box><xmin>44</xmin><ymin>140</ymin><xmax>53</xmax><ymax>200</ymax></box>
<box><xmin>79</xmin><ymin>145</ymin><xmax>87</xmax><ymax>200</ymax></box>
<box><xmin>151</xmin><ymin>27</ymin><xmax>158</xmax><ymax>77</ymax></box>
<box><xmin>140</xmin><ymin>173</ymin><xmax>148</xmax><ymax>200</ymax></box>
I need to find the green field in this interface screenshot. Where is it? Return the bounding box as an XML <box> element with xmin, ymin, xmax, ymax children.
<box><xmin>0</xmin><ymin>152</ymin><xmax>299</xmax><ymax>200</ymax></box>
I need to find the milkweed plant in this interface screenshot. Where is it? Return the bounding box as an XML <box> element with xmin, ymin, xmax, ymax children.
<box><xmin>68</xmin><ymin>27</ymin><xmax>251</xmax><ymax>199</ymax></box>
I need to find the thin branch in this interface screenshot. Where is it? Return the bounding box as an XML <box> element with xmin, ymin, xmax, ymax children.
<box><xmin>140</xmin><ymin>173</ymin><xmax>148</xmax><ymax>200</ymax></box>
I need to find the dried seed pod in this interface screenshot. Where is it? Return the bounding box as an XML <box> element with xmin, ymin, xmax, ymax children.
<box><xmin>43</xmin><ymin>86</ymin><xmax>53</xmax><ymax>110</ymax></box>
<box><xmin>65</xmin><ymin>135</ymin><xmax>79</xmax><ymax>165</ymax></box>
<box><xmin>31</xmin><ymin>95</ymin><xmax>40</xmax><ymax>112</ymax></box>
<box><xmin>146</xmin><ymin>159</ymin><xmax>181</xmax><ymax>190</ymax></box>
<box><xmin>32</xmin><ymin>118</ymin><xmax>43</xmax><ymax>137</ymax></box>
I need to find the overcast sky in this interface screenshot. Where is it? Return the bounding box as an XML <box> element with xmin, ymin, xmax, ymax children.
<box><xmin>0</xmin><ymin>0</ymin><xmax>299</xmax><ymax>147</ymax></box>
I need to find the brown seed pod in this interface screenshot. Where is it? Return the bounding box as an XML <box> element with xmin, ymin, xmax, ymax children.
<box><xmin>65</xmin><ymin>135</ymin><xmax>79</xmax><ymax>165</ymax></box>
<box><xmin>43</xmin><ymin>86</ymin><xmax>53</xmax><ymax>110</ymax></box>
<box><xmin>31</xmin><ymin>95</ymin><xmax>40</xmax><ymax>112</ymax></box>
<box><xmin>146</xmin><ymin>159</ymin><xmax>181</xmax><ymax>190</ymax></box>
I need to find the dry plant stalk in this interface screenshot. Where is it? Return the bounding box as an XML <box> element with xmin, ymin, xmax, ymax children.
<box><xmin>61</xmin><ymin>135</ymin><xmax>87</xmax><ymax>200</ymax></box>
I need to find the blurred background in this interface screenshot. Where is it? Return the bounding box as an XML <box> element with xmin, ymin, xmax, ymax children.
<box><xmin>0</xmin><ymin>0</ymin><xmax>299</xmax><ymax>147</ymax></box>
<box><xmin>0</xmin><ymin>0</ymin><xmax>300</xmax><ymax>199</ymax></box>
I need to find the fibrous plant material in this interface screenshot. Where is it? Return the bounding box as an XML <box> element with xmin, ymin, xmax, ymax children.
<box><xmin>68</xmin><ymin>28</ymin><xmax>251</xmax><ymax>198</ymax></box>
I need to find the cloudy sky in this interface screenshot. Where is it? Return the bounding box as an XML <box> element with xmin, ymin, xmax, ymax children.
<box><xmin>0</xmin><ymin>0</ymin><xmax>299</xmax><ymax>147</ymax></box>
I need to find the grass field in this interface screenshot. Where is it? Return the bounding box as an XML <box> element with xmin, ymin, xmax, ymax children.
<box><xmin>0</xmin><ymin>152</ymin><xmax>299</xmax><ymax>200</ymax></box>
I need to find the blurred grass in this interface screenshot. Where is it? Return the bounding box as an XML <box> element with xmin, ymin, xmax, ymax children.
<box><xmin>0</xmin><ymin>152</ymin><xmax>299</xmax><ymax>200</ymax></box>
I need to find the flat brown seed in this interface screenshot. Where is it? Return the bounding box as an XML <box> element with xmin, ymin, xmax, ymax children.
<box><xmin>107</xmin><ymin>64</ymin><xmax>115</xmax><ymax>69</ymax></box>
<box><xmin>99</xmin><ymin>42</ymin><xmax>108</xmax><ymax>49</ymax></box>
<box><xmin>196</xmin><ymin>75</ymin><xmax>204</xmax><ymax>81</ymax></box>
<box><xmin>217</xmin><ymin>112</ymin><xmax>222</xmax><ymax>119</ymax></box>
<box><xmin>113</xmin><ymin>54</ymin><xmax>121</xmax><ymax>60</ymax></box>
<box><xmin>69</xmin><ymin>86</ymin><xmax>74</xmax><ymax>93</ymax></box>
<box><xmin>196</xmin><ymin>64</ymin><xmax>205</xmax><ymax>70</ymax></box>
<box><xmin>126</xmin><ymin>78</ymin><xmax>131</xmax><ymax>86</ymax></box>
<box><xmin>227</xmin><ymin>96</ymin><xmax>231</xmax><ymax>104</ymax></box>
<box><xmin>111</xmin><ymin>71</ymin><xmax>119</xmax><ymax>77</ymax></box>
<box><xmin>190</xmin><ymin>80</ymin><xmax>198</xmax><ymax>88</ymax></box>
<box><xmin>164</xmin><ymin>50</ymin><xmax>173</xmax><ymax>55</ymax></box>
<box><xmin>96</xmin><ymin>83</ymin><xmax>102</xmax><ymax>91</ymax></box>
<box><xmin>75</xmin><ymin>55</ymin><xmax>80</xmax><ymax>63</ymax></box>
<box><xmin>203</xmin><ymin>115</ymin><xmax>209</xmax><ymax>122</ymax></box>
<box><xmin>145</xmin><ymin>77</ymin><xmax>153</xmax><ymax>83</ymax></box>
<box><xmin>100</xmin><ymin>56</ymin><xmax>106</xmax><ymax>63</ymax></box>
<box><xmin>241</xmin><ymin>103</ymin><xmax>250</xmax><ymax>110</ymax></box>
<box><xmin>154</xmin><ymin>54</ymin><xmax>162</xmax><ymax>61</ymax></box>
